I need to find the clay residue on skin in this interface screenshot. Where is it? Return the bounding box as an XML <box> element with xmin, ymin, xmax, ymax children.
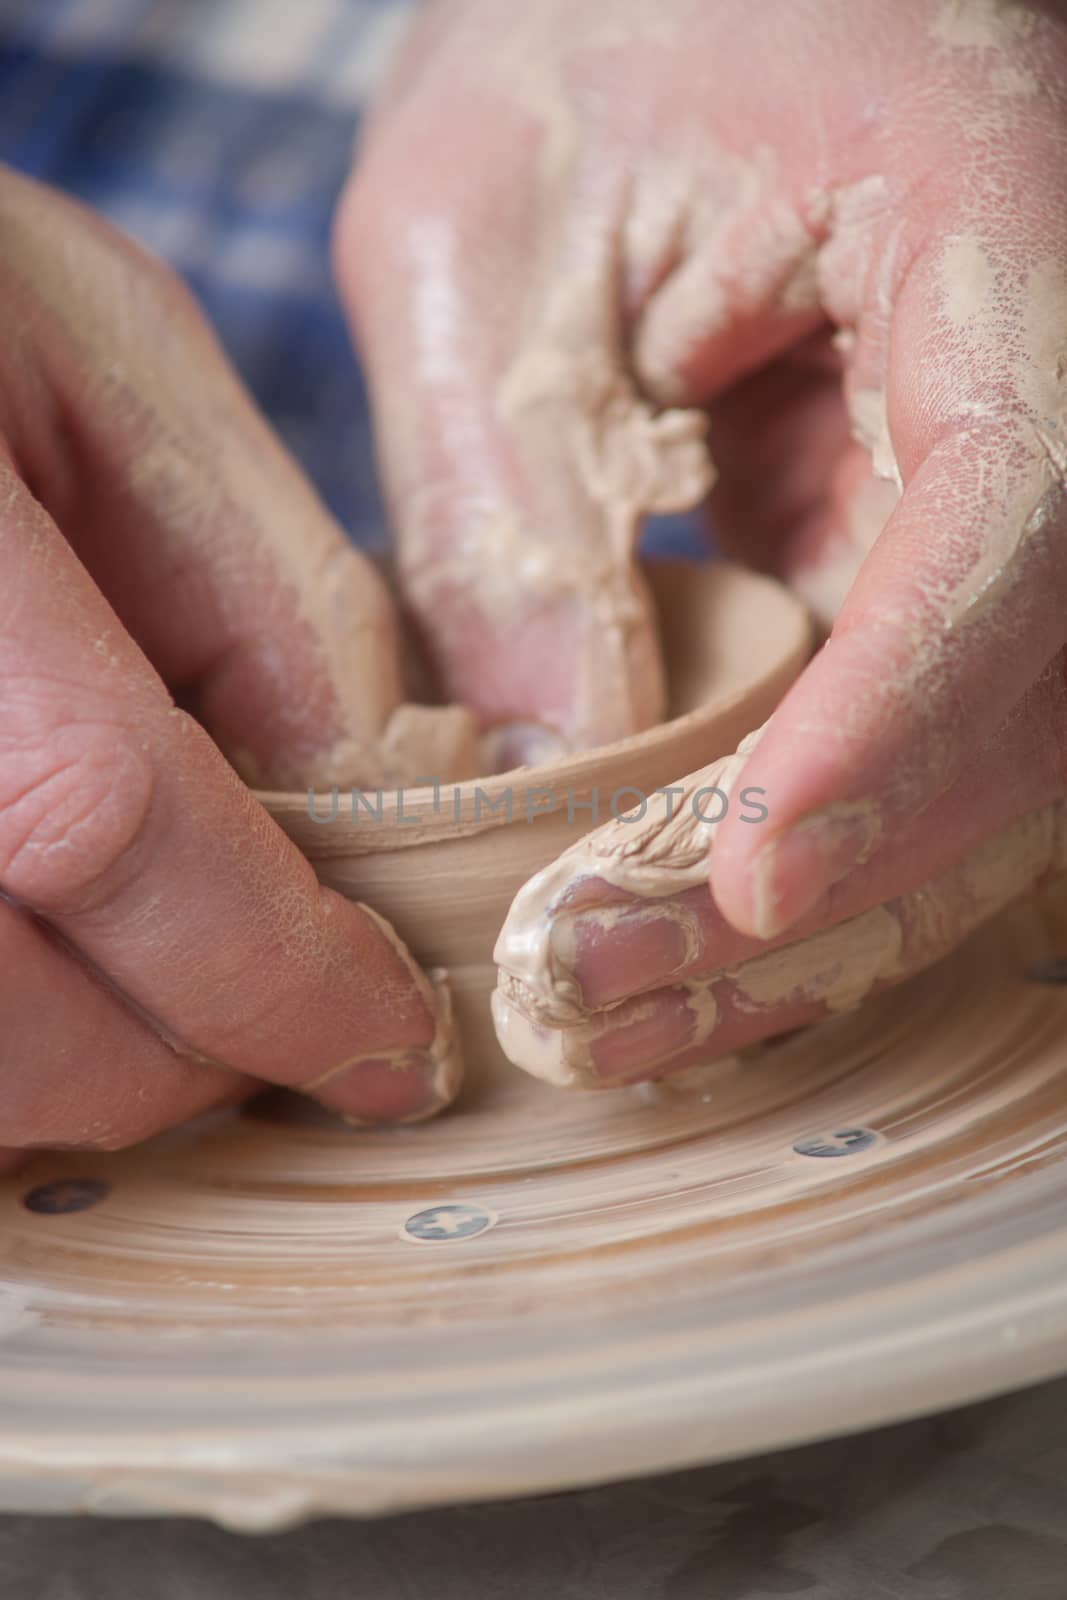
<box><xmin>932</xmin><ymin>241</ymin><xmax>1067</xmax><ymax>635</ymax></box>
<box><xmin>384</xmin><ymin>27</ymin><xmax>721</xmax><ymax>752</ymax></box>
<box><xmin>504</xmin><ymin>369</ymin><xmax>713</xmax><ymax>526</ymax></box>
<box><xmin>630</xmin><ymin>142</ymin><xmax>828</xmax><ymax>404</ymax></box>
<box><xmin>728</xmin><ymin>905</ymin><xmax>903</xmax><ymax>1015</ymax></box>
<box><xmin>493</xmin><ymin>726</ymin><xmax>767</xmax><ymax>1030</ymax></box>
<box><xmin>941</xmin><ymin>234</ymin><xmax>999</xmax><ymax>330</ymax></box>
<box><xmin>989</xmin><ymin>61</ymin><xmax>1039</xmax><ymax>96</ymax></box>
<box><xmin>0</xmin><ymin>171</ymin><xmax>481</xmax><ymax>798</ymax></box>
<box><xmin>491</xmin><ymin>665</ymin><xmax>1067</xmax><ymax>1085</ymax></box>
<box><xmin>493</xmin><ymin>798</ymin><xmax>1067</xmax><ymax>1085</ymax></box>
<box><xmin>848</xmin><ymin>385</ymin><xmax>902</xmax><ymax>488</ymax></box>
<box><xmin>491</xmin><ymin>972</ymin><xmax>719</xmax><ymax>1089</ymax></box>
<box><xmin>930</xmin><ymin>0</ymin><xmax>1038</xmax><ymax>50</ymax></box>
<box><xmin>490</xmin><ymin>988</ymin><xmax>578</xmax><ymax>1086</ymax></box>
<box><xmin>957</xmin><ymin>806</ymin><xmax>1059</xmax><ymax>914</ymax></box>
<box><xmin>781</xmin><ymin>217</ymin><xmax>1067</xmax><ymax>865</ymax></box>
<box><xmin>484</xmin><ymin>231</ymin><xmax>714</xmax><ymax>744</ymax></box>
<box><xmin>899</xmin><ymin>806</ymin><xmax>1067</xmax><ymax>980</ymax></box>
<box><xmin>306</xmin><ymin>904</ymin><xmax>464</xmax><ymax>1122</ymax></box>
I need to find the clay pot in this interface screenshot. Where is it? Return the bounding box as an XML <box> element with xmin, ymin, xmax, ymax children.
<box><xmin>262</xmin><ymin>560</ymin><xmax>812</xmax><ymax>1094</ymax></box>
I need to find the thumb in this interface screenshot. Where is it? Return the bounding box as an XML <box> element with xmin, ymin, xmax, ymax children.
<box><xmin>334</xmin><ymin>98</ymin><xmax>714</xmax><ymax>760</ymax></box>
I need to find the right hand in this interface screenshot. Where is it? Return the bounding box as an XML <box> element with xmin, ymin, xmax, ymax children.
<box><xmin>338</xmin><ymin>0</ymin><xmax>1067</xmax><ymax>1082</ymax></box>
<box><xmin>0</xmin><ymin>166</ymin><xmax>462</xmax><ymax>1173</ymax></box>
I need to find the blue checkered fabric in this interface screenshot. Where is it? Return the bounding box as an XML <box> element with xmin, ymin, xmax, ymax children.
<box><xmin>0</xmin><ymin>0</ymin><xmax>416</xmax><ymax>546</ymax></box>
<box><xmin>0</xmin><ymin>0</ymin><xmax>704</xmax><ymax>558</ymax></box>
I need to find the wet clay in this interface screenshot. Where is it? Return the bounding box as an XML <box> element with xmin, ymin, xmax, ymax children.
<box><xmin>262</xmin><ymin>560</ymin><xmax>811</xmax><ymax>1092</ymax></box>
<box><xmin>492</xmin><ymin>778</ymin><xmax>1067</xmax><ymax>1088</ymax></box>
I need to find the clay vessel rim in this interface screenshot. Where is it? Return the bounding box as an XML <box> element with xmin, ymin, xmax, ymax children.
<box><xmin>255</xmin><ymin>562</ymin><xmax>808</xmax><ymax>818</ymax></box>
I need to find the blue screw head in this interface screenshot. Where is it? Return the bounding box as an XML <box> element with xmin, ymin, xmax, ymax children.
<box><xmin>401</xmin><ymin>1203</ymin><xmax>497</xmax><ymax>1243</ymax></box>
<box><xmin>793</xmin><ymin>1128</ymin><xmax>881</xmax><ymax>1159</ymax></box>
<box><xmin>21</xmin><ymin>1178</ymin><xmax>110</xmax><ymax>1215</ymax></box>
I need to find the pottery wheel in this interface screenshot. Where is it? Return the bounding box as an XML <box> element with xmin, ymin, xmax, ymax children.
<box><xmin>2</xmin><ymin>891</ymin><xmax>1067</xmax><ymax>1528</ymax></box>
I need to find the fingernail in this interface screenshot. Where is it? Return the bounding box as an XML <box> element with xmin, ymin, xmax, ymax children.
<box><xmin>749</xmin><ymin>806</ymin><xmax>880</xmax><ymax>939</ymax></box>
<box><xmin>492</xmin><ymin>975</ymin><xmax>720</xmax><ymax>1089</ymax></box>
<box><xmin>714</xmin><ymin>720</ymin><xmax>769</xmax><ymax>807</ymax></box>
<box><xmin>589</xmin><ymin>982</ymin><xmax>718</xmax><ymax>1080</ymax></box>
<box><xmin>568</xmin><ymin>901</ymin><xmax>703</xmax><ymax>1008</ymax></box>
<box><xmin>314</xmin><ymin>969</ymin><xmax>464</xmax><ymax>1126</ymax></box>
<box><xmin>327</xmin><ymin>1052</ymin><xmax>447</xmax><ymax>1124</ymax></box>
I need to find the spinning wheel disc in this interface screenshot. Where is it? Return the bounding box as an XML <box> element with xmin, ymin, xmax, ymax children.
<box><xmin>2</xmin><ymin>893</ymin><xmax>1067</xmax><ymax>1528</ymax></box>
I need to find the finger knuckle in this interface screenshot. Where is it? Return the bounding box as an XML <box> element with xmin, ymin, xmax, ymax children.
<box><xmin>332</xmin><ymin>119</ymin><xmax>511</xmax><ymax>292</ymax></box>
<box><xmin>0</xmin><ymin>718</ymin><xmax>155</xmax><ymax>914</ymax></box>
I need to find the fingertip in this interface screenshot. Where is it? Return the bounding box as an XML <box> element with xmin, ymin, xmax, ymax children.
<box><xmin>706</xmin><ymin>854</ymin><xmax>769</xmax><ymax>944</ymax></box>
<box><xmin>306</xmin><ymin>938</ymin><xmax>464</xmax><ymax>1126</ymax></box>
<box><xmin>713</xmin><ymin>799</ymin><xmax>883</xmax><ymax>942</ymax></box>
<box><xmin>326</xmin><ymin>1054</ymin><xmax>452</xmax><ymax>1125</ymax></box>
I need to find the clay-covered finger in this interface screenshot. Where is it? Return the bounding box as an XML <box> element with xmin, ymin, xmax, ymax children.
<box><xmin>0</xmin><ymin>469</ymin><xmax>462</xmax><ymax>1125</ymax></box>
<box><xmin>1</xmin><ymin>166</ymin><xmax>475</xmax><ymax>790</ymax></box>
<box><xmin>709</xmin><ymin>201</ymin><xmax>1067</xmax><ymax>941</ymax></box>
<box><xmin>494</xmin><ymin>803</ymin><xmax>1067</xmax><ymax>1088</ymax></box>
<box><xmin>334</xmin><ymin>51</ymin><xmax>713</xmax><ymax>755</ymax></box>
<box><xmin>499</xmin><ymin>660</ymin><xmax>1067</xmax><ymax>1017</ymax></box>
<box><xmin>492</xmin><ymin>731</ymin><xmax>767</xmax><ymax>1026</ymax></box>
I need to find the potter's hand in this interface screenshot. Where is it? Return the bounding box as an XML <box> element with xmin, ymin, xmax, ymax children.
<box><xmin>492</xmin><ymin>746</ymin><xmax>1067</xmax><ymax>1086</ymax></box>
<box><xmin>341</xmin><ymin>0</ymin><xmax>1067</xmax><ymax>1072</ymax></box>
<box><xmin>0</xmin><ymin>168</ymin><xmax>461</xmax><ymax>1172</ymax></box>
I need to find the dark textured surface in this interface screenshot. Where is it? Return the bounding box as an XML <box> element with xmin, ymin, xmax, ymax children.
<box><xmin>2</xmin><ymin>1376</ymin><xmax>1066</xmax><ymax>1598</ymax></box>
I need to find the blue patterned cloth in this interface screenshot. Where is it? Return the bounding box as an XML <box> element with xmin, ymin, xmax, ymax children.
<box><xmin>0</xmin><ymin>0</ymin><xmax>703</xmax><ymax>558</ymax></box>
<box><xmin>0</xmin><ymin>0</ymin><xmax>415</xmax><ymax>545</ymax></box>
